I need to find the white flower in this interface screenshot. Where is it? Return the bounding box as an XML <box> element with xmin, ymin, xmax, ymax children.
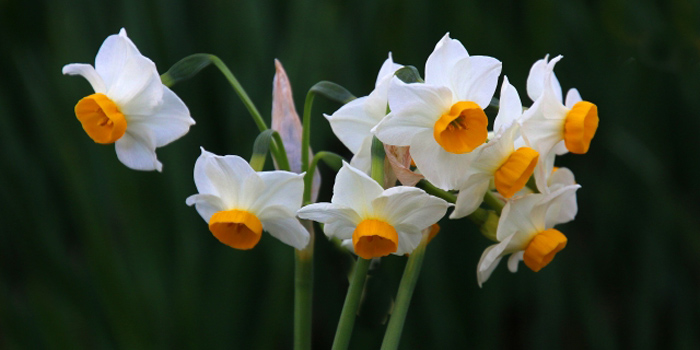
<box><xmin>373</xmin><ymin>33</ymin><xmax>501</xmax><ymax>189</ymax></box>
<box><xmin>297</xmin><ymin>162</ymin><xmax>449</xmax><ymax>259</ymax></box>
<box><xmin>522</xmin><ymin>55</ymin><xmax>599</xmax><ymax>191</ymax></box>
<box><xmin>186</xmin><ymin>148</ymin><xmax>309</xmax><ymax>250</ymax></box>
<box><xmin>325</xmin><ymin>53</ymin><xmax>403</xmax><ymax>173</ymax></box>
<box><xmin>63</xmin><ymin>28</ymin><xmax>195</xmax><ymax>171</ymax></box>
<box><xmin>476</xmin><ymin>184</ymin><xmax>580</xmax><ymax>286</ymax></box>
<box><xmin>451</xmin><ymin>77</ymin><xmax>539</xmax><ymax>219</ymax></box>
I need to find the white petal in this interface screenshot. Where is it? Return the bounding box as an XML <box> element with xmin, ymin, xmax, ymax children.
<box><xmin>331</xmin><ymin>162</ymin><xmax>384</xmax><ymax>216</ymax></box>
<box><xmin>371</xmin><ymin>186</ymin><xmax>449</xmax><ymax>228</ymax></box>
<box><xmin>325</xmin><ymin>97</ymin><xmax>375</xmax><ymax>154</ymax></box>
<box><xmin>114</xmin><ymin>126</ymin><xmax>161</xmax><ymax>171</ymax></box>
<box><xmin>450</xmin><ymin>174</ymin><xmax>491</xmax><ymax>219</ymax></box>
<box><xmin>526</xmin><ymin>55</ymin><xmax>562</xmax><ymax>103</ymax></box>
<box><xmin>457</xmin><ymin>55</ymin><xmax>502</xmax><ymax>108</ymax></box>
<box><xmin>252</xmin><ymin>171</ymin><xmax>305</xmax><ymax>218</ymax></box>
<box><xmin>348</xmin><ymin>136</ymin><xmax>373</xmax><ymax>174</ymax></box>
<box><xmin>185</xmin><ymin>193</ymin><xmax>225</xmax><ymax>223</ymax></box>
<box><xmin>262</xmin><ymin>217</ymin><xmax>310</xmax><ymax>249</ymax></box>
<box><xmin>476</xmin><ymin>235</ymin><xmax>514</xmax><ymax>287</ymax></box>
<box><xmin>543</xmin><ymin>184</ymin><xmax>580</xmax><ymax>228</ymax></box>
<box><xmin>565</xmin><ymin>88</ymin><xmax>582</xmax><ymax>109</ymax></box>
<box><xmin>493</xmin><ymin>76</ymin><xmax>523</xmax><ymax>133</ymax></box>
<box><xmin>496</xmin><ymin>194</ymin><xmax>543</xmax><ymax>241</ymax></box>
<box><xmin>425</xmin><ymin>33</ymin><xmax>469</xmax><ymax>87</ymax></box>
<box><xmin>192</xmin><ymin>149</ymin><xmax>263</xmax><ymax>209</ymax></box>
<box><xmin>408</xmin><ymin>129</ymin><xmax>473</xmax><ymax>190</ymax></box>
<box><xmin>376</xmin><ymin>52</ymin><xmax>403</xmax><ymax>87</ymax></box>
<box><xmin>126</xmin><ymin>86</ymin><xmax>195</xmax><ymax>147</ymax></box>
<box><xmin>393</xmin><ymin>223</ymin><xmax>423</xmax><ymax>256</ymax></box>
<box><xmin>62</xmin><ymin>63</ymin><xmax>106</xmax><ymax>93</ymax></box>
<box><xmin>533</xmin><ymin>147</ymin><xmax>557</xmax><ymax>194</ymax></box>
<box><xmin>95</xmin><ymin>29</ymin><xmax>163</xmax><ymax>112</ymax></box>
<box><xmin>507</xmin><ymin>251</ymin><xmax>524</xmax><ymax>273</ymax></box>
<box><xmin>297</xmin><ymin>203</ymin><xmax>360</xmax><ymax>240</ymax></box>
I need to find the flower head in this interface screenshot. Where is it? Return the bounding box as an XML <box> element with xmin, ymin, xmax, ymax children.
<box><xmin>186</xmin><ymin>148</ymin><xmax>309</xmax><ymax>250</ymax></box>
<box><xmin>63</xmin><ymin>28</ymin><xmax>195</xmax><ymax>171</ymax></box>
<box><xmin>373</xmin><ymin>33</ymin><xmax>501</xmax><ymax>189</ymax></box>
<box><xmin>476</xmin><ymin>184</ymin><xmax>580</xmax><ymax>286</ymax></box>
<box><xmin>325</xmin><ymin>53</ymin><xmax>403</xmax><ymax>173</ymax></box>
<box><xmin>297</xmin><ymin>162</ymin><xmax>449</xmax><ymax>259</ymax></box>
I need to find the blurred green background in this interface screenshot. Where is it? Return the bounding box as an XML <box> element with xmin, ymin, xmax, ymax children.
<box><xmin>1</xmin><ymin>0</ymin><xmax>699</xmax><ymax>348</ymax></box>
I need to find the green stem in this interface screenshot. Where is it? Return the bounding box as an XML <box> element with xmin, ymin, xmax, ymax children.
<box><xmin>331</xmin><ymin>258</ymin><xmax>371</xmax><ymax>350</ymax></box>
<box><xmin>483</xmin><ymin>191</ymin><xmax>505</xmax><ymax>215</ymax></box>
<box><xmin>294</xmin><ymin>229</ymin><xmax>314</xmax><ymax>350</ymax></box>
<box><xmin>380</xmin><ymin>233</ymin><xmax>429</xmax><ymax>350</ymax></box>
<box><xmin>370</xmin><ymin>137</ymin><xmax>386</xmax><ymax>184</ymax></box>
<box><xmin>417</xmin><ymin>180</ymin><xmax>490</xmax><ymax>225</ymax></box>
<box><xmin>301</xmin><ymin>90</ymin><xmax>316</xmax><ymax>204</ymax></box>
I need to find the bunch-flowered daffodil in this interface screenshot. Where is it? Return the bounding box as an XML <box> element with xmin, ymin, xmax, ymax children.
<box><xmin>325</xmin><ymin>53</ymin><xmax>403</xmax><ymax>173</ymax></box>
<box><xmin>63</xmin><ymin>28</ymin><xmax>195</xmax><ymax>171</ymax></box>
<box><xmin>186</xmin><ymin>148</ymin><xmax>309</xmax><ymax>250</ymax></box>
<box><xmin>373</xmin><ymin>33</ymin><xmax>501</xmax><ymax>189</ymax></box>
<box><xmin>476</xmin><ymin>184</ymin><xmax>580</xmax><ymax>286</ymax></box>
<box><xmin>450</xmin><ymin>77</ymin><xmax>539</xmax><ymax>219</ymax></box>
<box><xmin>522</xmin><ymin>55</ymin><xmax>599</xmax><ymax>192</ymax></box>
<box><xmin>297</xmin><ymin>162</ymin><xmax>450</xmax><ymax>259</ymax></box>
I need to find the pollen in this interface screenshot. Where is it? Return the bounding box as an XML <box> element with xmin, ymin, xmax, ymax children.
<box><xmin>74</xmin><ymin>93</ymin><xmax>127</xmax><ymax>144</ymax></box>
<box><xmin>209</xmin><ymin>210</ymin><xmax>264</xmax><ymax>250</ymax></box>
<box><xmin>494</xmin><ymin>147</ymin><xmax>539</xmax><ymax>198</ymax></box>
<box><xmin>564</xmin><ymin>101</ymin><xmax>598</xmax><ymax>154</ymax></box>
<box><xmin>352</xmin><ymin>219</ymin><xmax>399</xmax><ymax>259</ymax></box>
<box><xmin>433</xmin><ymin>101</ymin><xmax>488</xmax><ymax>154</ymax></box>
<box><xmin>523</xmin><ymin>229</ymin><xmax>567</xmax><ymax>272</ymax></box>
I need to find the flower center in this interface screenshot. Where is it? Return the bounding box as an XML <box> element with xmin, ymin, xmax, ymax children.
<box><xmin>494</xmin><ymin>147</ymin><xmax>539</xmax><ymax>198</ymax></box>
<box><xmin>564</xmin><ymin>101</ymin><xmax>598</xmax><ymax>154</ymax></box>
<box><xmin>208</xmin><ymin>210</ymin><xmax>263</xmax><ymax>250</ymax></box>
<box><xmin>352</xmin><ymin>219</ymin><xmax>398</xmax><ymax>259</ymax></box>
<box><xmin>74</xmin><ymin>93</ymin><xmax>127</xmax><ymax>144</ymax></box>
<box><xmin>523</xmin><ymin>228</ymin><xmax>567</xmax><ymax>272</ymax></box>
<box><xmin>433</xmin><ymin>101</ymin><xmax>488</xmax><ymax>154</ymax></box>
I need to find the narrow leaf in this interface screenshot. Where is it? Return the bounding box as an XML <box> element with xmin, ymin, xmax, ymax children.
<box><xmin>250</xmin><ymin>129</ymin><xmax>276</xmax><ymax>171</ymax></box>
<box><xmin>160</xmin><ymin>53</ymin><xmax>213</xmax><ymax>87</ymax></box>
<box><xmin>309</xmin><ymin>81</ymin><xmax>356</xmax><ymax>104</ymax></box>
<box><xmin>394</xmin><ymin>66</ymin><xmax>424</xmax><ymax>84</ymax></box>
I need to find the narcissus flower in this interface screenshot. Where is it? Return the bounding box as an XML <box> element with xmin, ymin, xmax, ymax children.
<box><xmin>63</xmin><ymin>28</ymin><xmax>195</xmax><ymax>171</ymax></box>
<box><xmin>451</xmin><ymin>77</ymin><xmax>539</xmax><ymax>219</ymax></box>
<box><xmin>325</xmin><ymin>53</ymin><xmax>403</xmax><ymax>173</ymax></box>
<box><xmin>297</xmin><ymin>162</ymin><xmax>449</xmax><ymax>259</ymax></box>
<box><xmin>476</xmin><ymin>184</ymin><xmax>580</xmax><ymax>286</ymax></box>
<box><xmin>373</xmin><ymin>33</ymin><xmax>501</xmax><ymax>190</ymax></box>
<box><xmin>186</xmin><ymin>149</ymin><xmax>309</xmax><ymax>250</ymax></box>
<box><xmin>522</xmin><ymin>55</ymin><xmax>599</xmax><ymax>191</ymax></box>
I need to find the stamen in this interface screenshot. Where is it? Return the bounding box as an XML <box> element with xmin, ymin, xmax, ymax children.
<box><xmin>209</xmin><ymin>210</ymin><xmax>263</xmax><ymax>250</ymax></box>
<box><xmin>74</xmin><ymin>93</ymin><xmax>127</xmax><ymax>144</ymax></box>
<box><xmin>494</xmin><ymin>147</ymin><xmax>539</xmax><ymax>198</ymax></box>
<box><xmin>564</xmin><ymin>101</ymin><xmax>598</xmax><ymax>154</ymax></box>
<box><xmin>523</xmin><ymin>229</ymin><xmax>567</xmax><ymax>272</ymax></box>
<box><xmin>352</xmin><ymin>219</ymin><xmax>399</xmax><ymax>259</ymax></box>
<box><xmin>433</xmin><ymin>101</ymin><xmax>488</xmax><ymax>154</ymax></box>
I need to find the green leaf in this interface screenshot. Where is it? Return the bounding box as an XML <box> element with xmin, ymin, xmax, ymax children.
<box><xmin>160</xmin><ymin>53</ymin><xmax>214</xmax><ymax>87</ymax></box>
<box><xmin>250</xmin><ymin>129</ymin><xmax>278</xmax><ymax>171</ymax></box>
<box><xmin>309</xmin><ymin>81</ymin><xmax>356</xmax><ymax>104</ymax></box>
<box><xmin>394</xmin><ymin>66</ymin><xmax>423</xmax><ymax>84</ymax></box>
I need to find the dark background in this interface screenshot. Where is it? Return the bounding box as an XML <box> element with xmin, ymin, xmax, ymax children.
<box><xmin>1</xmin><ymin>0</ymin><xmax>699</xmax><ymax>348</ymax></box>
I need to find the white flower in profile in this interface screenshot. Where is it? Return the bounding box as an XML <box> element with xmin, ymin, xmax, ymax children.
<box><xmin>186</xmin><ymin>149</ymin><xmax>309</xmax><ymax>250</ymax></box>
<box><xmin>373</xmin><ymin>33</ymin><xmax>501</xmax><ymax>189</ymax></box>
<box><xmin>297</xmin><ymin>162</ymin><xmax>449</xmax><ymax>259</ymax></box>
<box><xmin>325</xmin><ymin>53</ymin><xmax>403</xmax><ymax>173</ymax></box>
<box><xmin>63</xmin><ymin>28</ymin><xmax>195</xmax><ymax>171</ymax></box>
<box><xmin>450</xmin><ymin>77</ymin><xmax>539</xmax><ymax>219</ymax></box>
<box><xmin>522</xmin><ymin>55</ymin><xmax>599</xmax><ymax>191</ymax></box>
<box><xmin>476</xmin><ymin>184</ymin><xmax>580</xmax><ymax>287</ymax></box>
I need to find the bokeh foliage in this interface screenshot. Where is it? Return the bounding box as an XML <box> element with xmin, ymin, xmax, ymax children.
<box><xmin>1</xmin><ymin>0</ymin><xmax>700</xmax><ymax>348</ymax></box>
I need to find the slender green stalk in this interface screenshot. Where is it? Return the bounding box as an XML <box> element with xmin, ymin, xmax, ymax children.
<box><xmin>380</xmin><ymin>233</ymin><xmax>430</xmax><ymax>350</ymax></box>
<box><xmin>331</xmin><ymin>258</ymin><xmax>371</xmax><ymax>350</ymax></box>
<box><xmin>417</xmin><ymin>180</ymin><xmax>490</xmax><ymax>225</ymax></box>
<box><xmin>370</xmin><ymin>137</ymin><xmax>386</xmax><ymax>183</ymax></box>
<box><xmin>483</xmin><ymin>191</ymin><xmax>505</xmax><ymax>215</ymax></box>
<box><xmin>301</xmin><ymin>90</ymin><xmax>316</xmax><ymax>204</ymax></box>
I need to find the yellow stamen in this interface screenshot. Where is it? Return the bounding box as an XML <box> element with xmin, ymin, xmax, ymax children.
<box><xmin>209</xmin><ymin>210</ymin><xmax>263</xmax><ymax>250</ymax></box>
<box><xmin>523</xmin><ymin>229</ymin><xmax>567</xmax><ymax>272</ymax></box>
<box><xmin>564</xmin><ymin>101</ymin><xmax>598</xmax><ymax>154</ymax></box>
<box><xmin>433</xmin><ymin>101</ymin><xmax>488</xmax><ymax>154</ymax></box>
<box><xmin>494</xmin><ymin>147</ymin><xmax>539</xmax><ymax>198</ymax></box>
<box><xmin>352</xmin><ymin>219</ymin><xmax>399</xmax><ymax>259</ymax></box>
<box><xmin>74</xmin><ymin>93</ymin><xmax>127</xmax><ymax>144</ymax></box>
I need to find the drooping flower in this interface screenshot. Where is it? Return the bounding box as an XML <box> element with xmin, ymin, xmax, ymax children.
<box><xmin>297</xmin><ymin>162</ymin><xmax>449</xmax><ymax>259</ymax></box>
<box><xmin>186</xmin><ymin>148</ymin><xmax>309</xmax><ymax>250</ymax></box>
<box><xmin>522</xmin><ymin>55</ymin><xmax>599</xmax><ymax>191</ymax></box>
<box><xmin>476</xmin><ymin>184</ymin><xmax>580</xmax><ymax>286</ymax></box>
<box><xmin>373</xmin><ymin>33</ymin><xmax>501</xmax><ymax>189</ymax></box>
<box><xmin>450</xmin><ymin>77</ymin><xmax>539</xmax><ymax>219</ymax></box>
<box><xmin>325</xmin><ymin>53</ymin><xmax>403</xmax><ymax>173</ymax></box>
<box><xmin>63</xmin><ymin>28</ymin><xmax>195</xmax><ymax>171</ymax></box>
